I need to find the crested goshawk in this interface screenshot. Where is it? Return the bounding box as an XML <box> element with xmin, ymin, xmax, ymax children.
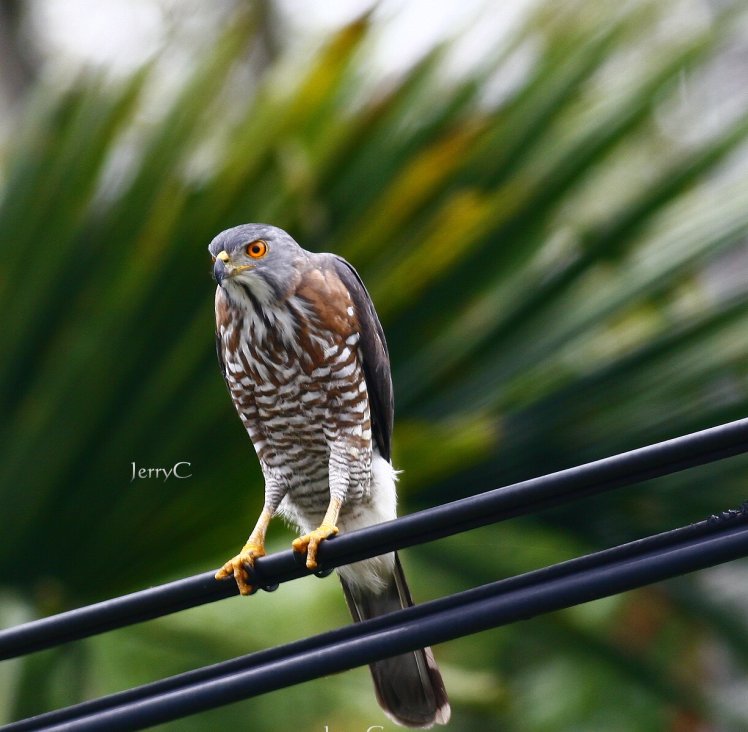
<box><xmin>209</xmin><ymin>223</ymin><xmax>449</xmax><ymax>728</ymax></box>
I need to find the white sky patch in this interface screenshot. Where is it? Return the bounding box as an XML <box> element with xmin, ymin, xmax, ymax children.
<box><xmin>29</xmin><ymin>0</ymin><xmax>536</xmax><ymax>78</ymax></box>
<box><xmin>32</xmin><ymin>0</ymin><xmax>165</xmax><ymax>72</ymax></box>
<box><xmin>279</xmin><ymin>0</ymin><xmax>535</xmax><ymax>76</ymax></box>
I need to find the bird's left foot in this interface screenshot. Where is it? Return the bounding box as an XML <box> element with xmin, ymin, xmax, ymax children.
<box><xmin>292</xmin><ymin>523</ymin><xmax>339</xmax><ymax>570</ymax></box>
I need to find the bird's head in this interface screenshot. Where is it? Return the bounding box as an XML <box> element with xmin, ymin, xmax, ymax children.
<box><xmin>208</xmin><ymin>223</ymin><xmax>306</xmax><ymax>304</ymax></box>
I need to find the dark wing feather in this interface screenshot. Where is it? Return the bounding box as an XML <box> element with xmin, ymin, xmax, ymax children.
<box><xmin>329</xmin><ymin>255</ymin><xmax>394</xmax><ymax>462</ymax></box>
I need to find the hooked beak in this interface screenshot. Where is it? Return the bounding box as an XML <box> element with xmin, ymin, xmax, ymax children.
<box><xmin>213</xmin><ymin>250</ymin><xmax>254</xmax><ymax>285</ymax></box>
<box><xmin>213</xmin><ymin>251</ymin><xmax>229</xmax><ymax>284</ymax></box>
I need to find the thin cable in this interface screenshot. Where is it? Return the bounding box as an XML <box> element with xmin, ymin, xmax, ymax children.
<box><xmin>7</xmin><ymin>506</ymin><xmax>748</xmax><ymax>732</ymax></box>
<box><xmin>2</xmin><ymin>417</ymin><xmax>747</xmax><ymax>661</ymax></box>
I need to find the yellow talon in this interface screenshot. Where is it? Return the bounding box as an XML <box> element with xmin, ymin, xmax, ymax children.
<box><xmin>215</xmin><ymin>541</ymin><xmax>266</xmax><ymax>596</ymax></box>
<box><xmin>292</xmin><ymin>523</ymin><xmax>339</xmax><ymax>570</ymax></box>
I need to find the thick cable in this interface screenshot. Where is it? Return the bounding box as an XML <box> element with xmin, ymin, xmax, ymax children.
<box><xmin>6</xmin><ymin>506</ymin><xmax>748</xmax><ymax>731</ymax></box>
<box><xmin>2</xmin><ymin>417</ymin><xmax>746</xmax><ymax>661</ymax></box>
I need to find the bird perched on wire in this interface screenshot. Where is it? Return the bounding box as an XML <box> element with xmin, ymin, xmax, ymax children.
<box><xmin>209</xmin><ymin>223</ymin><xmax>449</xmax><ymax>728</ymax></box>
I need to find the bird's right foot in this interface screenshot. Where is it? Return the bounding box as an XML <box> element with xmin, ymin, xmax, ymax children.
<box><xmin>215</xmin><ymin>541</ymin><xmax>266</xmax><ymax>595</ymax></box>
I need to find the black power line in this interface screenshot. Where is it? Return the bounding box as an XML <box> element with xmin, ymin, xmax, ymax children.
<box><xmin>6</xmin><ymin>507</ymin><xmax>748</xmax><ymax>731</ymax></box>
<box><xmin>2</xmin><ymin>417</ymin><xmax>747</xmax><ymax>662</ymax></box>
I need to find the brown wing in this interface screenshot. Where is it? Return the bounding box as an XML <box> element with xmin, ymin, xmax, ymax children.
<box><xmin>329</xmin><ymin>255</ymin><xmax>394</xmax><ymax>462</ymax></box>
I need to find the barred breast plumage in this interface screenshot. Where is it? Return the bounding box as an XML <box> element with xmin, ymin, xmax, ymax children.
<box><xmin>217</xmin><ymin>273</ymin><xmax>374</xmax><ymax>528</ymax></box>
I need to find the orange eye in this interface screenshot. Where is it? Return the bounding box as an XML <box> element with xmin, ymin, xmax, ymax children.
<box><xmin>246</xmin><ymin>240</ymin><xmax>268</xmax><ymax>259</ymax></box>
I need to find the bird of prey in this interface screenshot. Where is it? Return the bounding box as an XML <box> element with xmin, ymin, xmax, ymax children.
<box><xmin>209</xmin><ymin>223</ymin><xmax>449</xmax><ymax>728</ymax></box>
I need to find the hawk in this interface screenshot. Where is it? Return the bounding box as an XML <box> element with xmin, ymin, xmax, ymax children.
<box><xmin>209</xmin><ymin>223</ymin><xmax>449</xmax><ymax>728</ymax></box>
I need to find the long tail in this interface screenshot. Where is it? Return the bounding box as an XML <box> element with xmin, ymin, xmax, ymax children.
<box><xmin>339</xmin><ymin>552</ymin><xmax>450</xmax><ymax>728</ymax></box>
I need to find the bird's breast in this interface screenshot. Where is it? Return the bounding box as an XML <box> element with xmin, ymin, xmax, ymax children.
<box><xmin>221</xmin><ymin>311</ymin><xmax>372</xmax><ymax>460</ymax></box>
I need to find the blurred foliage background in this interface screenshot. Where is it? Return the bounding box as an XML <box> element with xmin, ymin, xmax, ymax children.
<box><xmin>2</xmin><ymin>0</ymin><xmax>748</xmax><ymax>729</ymax></box>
